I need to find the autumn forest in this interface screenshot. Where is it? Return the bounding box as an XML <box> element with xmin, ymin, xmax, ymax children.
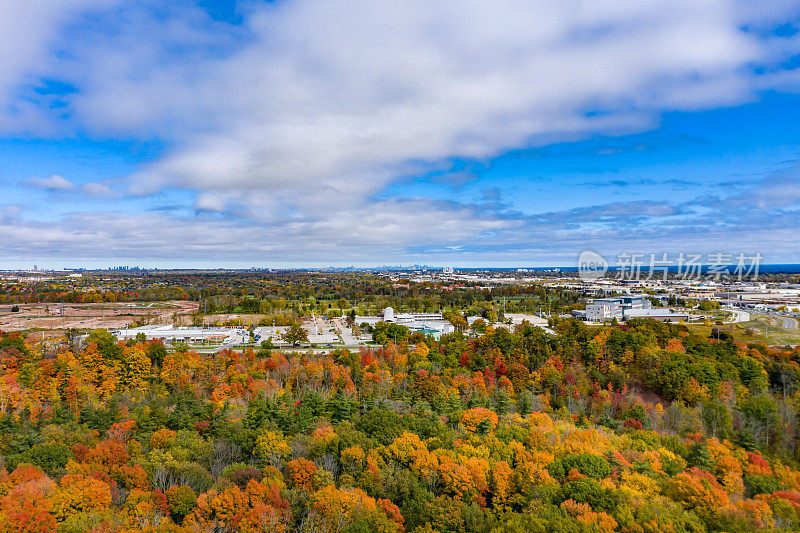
<box><xmin>1</xmin><ymin>314</ymin><xmax>800</xmax><ymax>532</ymax></box>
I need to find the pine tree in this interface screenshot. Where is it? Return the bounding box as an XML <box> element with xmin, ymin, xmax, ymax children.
<box><xmin>517</xmin><ymin>390</ymin><xmax>533</xmax><ymax>416</ymax></box>
<box><xmin>737</xmin><ymin>426</ymin><xmax>759</xmax><ymax>451</ymax></box>
<box><xmin>329</xmin><ymin>390</ymin><xmax>351</xmax><ymax>423</ymax></box>
<box><xmin>495</xmin><ymin>390</ymin><xmax>514</xmax><ymax>416</ymax></box>
<box><xmin>687</xmin><ymin>438</ymin><xmax>713</xmax><ymax>469</ymax></box>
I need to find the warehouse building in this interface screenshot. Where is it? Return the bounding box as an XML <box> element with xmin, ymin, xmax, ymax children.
<box><xmin>113</xmin><ymin>325</ymin><xmax>246</xmax><ymax>345</ymax></box>
<box><xmin>357</xmin><ymin>307</ymin><xmax>455</xmax><ymax>336</ymax></box>
<box><xmin>584</xmin><ymin>296</ymin><xmax>651</xmax><ymax>322</ymax></box>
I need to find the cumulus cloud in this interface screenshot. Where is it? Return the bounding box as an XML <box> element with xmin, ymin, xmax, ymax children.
<box><xmin>690</xmin><ymin>165</ymin><xmax>800</xmax><ymax>211</ymax></box>
<box><xmin>80</xmin><ymin>182</ymin><xmax>115</xmax><ymax>198</ymax></box>
<box><xmin>0</xmin><ymin>188</ymin><xmax>797</xmax><ymax>265</ymax></box>
<box><xmin>194</xmin><ymin>193</ymin><xmax>227</xmax><ymax>213</ymax></box>
<box><xmin>23</xmin><ymin>174</ymin><xmax>76</xmax><ymax>190</ymax></box>
<box><xmin>733</xmin><ymin>173</ymin><xmax>800</xmax><ymax>210</ymax></box>
<box><xmin>0</xmin><ymin>0</ymin><xmax>120</xmax><ymax>133</ymax></box>
<box><xmin>0</xmin><ymin>1</ymin><xmax>799</xmax><ymax>263</ymax></box>
<box><xmin>103</xmin><ymin>2</ymin><xmax>793</xmax><ymax>246</ymax></box>
<box><xmin>0</xmin><ymin>198</ymin><xmax>513</xmax><ymax>263</ymax></box>
<box><xmin>119</xmin><ymin>0</ymin><xmax>766</xmax><ymax>200</ymax></box>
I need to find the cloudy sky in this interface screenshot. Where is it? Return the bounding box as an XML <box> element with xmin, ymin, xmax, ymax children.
<box><xmin>1</xmin><ymin>0</ymin><xmax>799</xmax><ymax>268</ymax></box>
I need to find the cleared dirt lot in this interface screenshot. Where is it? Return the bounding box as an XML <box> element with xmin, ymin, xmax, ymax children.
<box><xmin>0</xmin><ymin>301</ymin><xmax>199</xmax><ymax>334</ymax></box>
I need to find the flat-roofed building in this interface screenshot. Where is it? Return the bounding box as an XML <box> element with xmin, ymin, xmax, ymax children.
<box><xmin>623</xmin><ymin>308</ymin><xmax>689</xmax><ymax>322</ymax></box>
<box><xmin>113</xmin><ymin>325</ymin><xmax>245</xmax><ymax>345</ymax></box>
<box><xmin>585</xmin><ymin>295</ymin><xmax>651</xmax><ymax>322</ymax></box>
<box><xmin>356</xmin><ymin>308</ymin><xmax>455</xmax><ymax>336</ymax></box>
<box><xmin>585</xmin><ymin>300</ymin><xmax>623</xmax><ymax>321</ymax></box>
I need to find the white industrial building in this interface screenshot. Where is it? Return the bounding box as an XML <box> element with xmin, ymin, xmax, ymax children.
<box><xmin>581</xmin><ymin>296</ymin><xmax>687</xmax><ymax>323</ymax></box>
<box><xmin>356</xmin><ymin>307</ymin><xmax>455</xmax><ymax>337</ymax></box>
<box><xmin>623</xmin><ymin>308</ymin><xmax>689</xmax><ymax>322</ymax></box>
<box><xmin>113</xmin><ymin>325</ymin><xmax>247</xmax><ymax>345</ymax></box>
<box><xmin>584</xmin><ymin>296</ymin><xmax>651</xmax><ymax>322</ymax></box>
<box><xmin>585</xmin><ymin>300</ymin><xmax>624</xmax><ymax>322</ymax></box>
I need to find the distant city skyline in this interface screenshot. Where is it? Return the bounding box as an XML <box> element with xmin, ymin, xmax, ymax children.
<box><xmin>1</xmin><ymin>1</ymin><xmax>799</xmax><ymax>267</ymax></box>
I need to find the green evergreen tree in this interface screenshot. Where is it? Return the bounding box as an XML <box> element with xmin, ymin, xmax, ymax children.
<box><xmin>495</xmin><ymin>390</ymin><xmax>514</xmax><ymax>416</ymax></box>
<box><xmin>687</xmin><ymin>438</ymin><xmax>713</xmax><ymax>469</ymax></box>
<box><xmin>517</xmin><ymin>390</ymin><xmax>534</xmax><ymax>416</ymax></box>
<box><xmin>329</xmin><ymin>390</ymin><xmax>352</xmax><ymax>423</ymax></box>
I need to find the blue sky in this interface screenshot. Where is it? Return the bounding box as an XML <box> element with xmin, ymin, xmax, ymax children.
<box><xmin>386</xmin><ymin>93</ymin><xmax>800</xmax><ymax>212</ymax></box>
<box><xmin>1</xmin><ymin>1</ymin><xmax>799</xmax><ymax>269</ymax></box>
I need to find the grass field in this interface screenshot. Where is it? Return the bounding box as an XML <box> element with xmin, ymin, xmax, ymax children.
<box><xmin>686</xmin><ymin>313</ymin><xmax>800</xmax><ymax>347</ymax></box>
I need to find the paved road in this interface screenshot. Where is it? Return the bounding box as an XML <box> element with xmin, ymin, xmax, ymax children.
<box><xmin>194</xmin><ymin>344</ymin><xmax>367</xmax><ymax>354</ymax></box>
<box><xmin>723</xmin><ymin>308</ymin><xmax>751</xmax><ymax>323</ymax></box>
<box><xmin>769</xmin><ymin>314</ymin><xmax>798</xmax><ymax>329</ymax></box>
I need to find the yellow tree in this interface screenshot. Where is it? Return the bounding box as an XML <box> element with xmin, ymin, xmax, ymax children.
<box><xmin>254</xmin><ymin>430</ymin><xmax>291</xmax><ymax>467</ymax></box>
<box><xmin>121</xmin><ymin>345</ymin><xmax>151</xmax><ymax>393</ymax></box>
<box><xmin>79</xmin><ymin>343</ymin><xmax>104</xmax><ymax>387</ymax></box>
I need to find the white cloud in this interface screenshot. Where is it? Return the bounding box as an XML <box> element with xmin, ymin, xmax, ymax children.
<box><xmin>0</xmin><ymin>187</ymin><xmax>797</xmax><ymax>265</ymax></box>
<box><xmin>0</xmin><ymin>205</ymin><xmax>22</xmax><ymax>223</ymax></box>
<box><xmin>0</xmin><ymin>199</ymin><xmax>511</xmax><ymax>263</ymax></box>
<box><xmin>131</xmin><ymin>1</ymin><xmax>758</xmax><ymax>195</ymax></box>
<box><xmin>719</xmin><ymin>171</ymin><xmax>800</xmax><ymax>210</ymax></box>
<box><xmin>0</xmin><ymin>0</ymin><xmax>119</xmax><ymax>132</ymax></box>
<box><xmin>0</xmin><ymin>1</ymin><xmax>799</xmax><ymax>263</ymax></box>
<box><xmin>23</xmin><ymin>174</ymin><xmax>75</xmax><ymax>190</ymax></box>
<box><xmin>63</xmin><ymin>0</ymin><xmax>783</xmax><ymax>213</ymax></box>
<box><xmin>80</xmin><ymin>182</ymin><xmax>115</xmax><ymax>198</ymax></box>
<box><xmin>194</xmin><ymin>192</ymin><xmax>227</xmax><ymax>213</ymax></box>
